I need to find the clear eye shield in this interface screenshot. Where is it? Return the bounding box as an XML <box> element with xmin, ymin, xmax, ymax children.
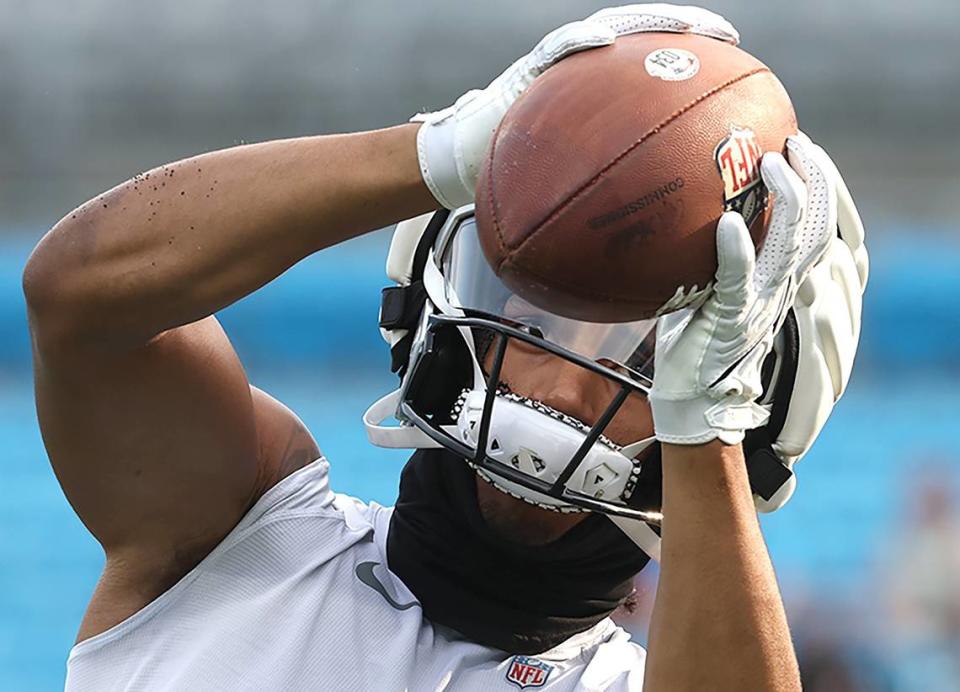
<box><xmin>435</xmin><ymin>212</ymin><xmax>659</xmax><ymax>384</ymax></box>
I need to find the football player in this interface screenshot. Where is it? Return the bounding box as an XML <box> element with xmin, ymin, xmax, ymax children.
<box><xmin>23</xmin><ymin>5</ymin><xmax>867</xmax><ymax>691</ymax></box>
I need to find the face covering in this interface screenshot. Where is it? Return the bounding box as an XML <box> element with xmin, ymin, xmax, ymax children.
<box><xmin>386</xmin><ymin>448</ymin><xmax>651</xmax><ymax>654</ymax></box>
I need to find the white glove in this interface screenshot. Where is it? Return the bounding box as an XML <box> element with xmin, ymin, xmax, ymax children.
<box><xmin>413</xmin><ymin>4</ymin><xmax>740</xmax><ymax>209</ymax></box>
<box><xmin>777</xmin><ymin>134</ymin><xmax>868</xmax><ymax>459</ymax></box>
<box><xmin>649</xmin><ymin>139</ymin><xmax>838</xmax><ymax>446</ymax></box>
<box><xmin>747</xmin><ymin>134</ymin><xmax>869</xmax><ymax>510</ymax></box>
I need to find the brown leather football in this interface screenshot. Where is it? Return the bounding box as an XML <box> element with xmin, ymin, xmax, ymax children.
<box><xmin>475</xmin><ymin>32</ymin><xmax>797</xmax><ymax>322</ymax></box>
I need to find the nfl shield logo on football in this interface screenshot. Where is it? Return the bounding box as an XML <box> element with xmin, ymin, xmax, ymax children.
<box><xmin>505</xmin><ymin>655</ymin><xmax>555</xmax><ymax>689</ymax></box>
<box><xmin>713</xmin><ymin>126</ymin><xmax>767</xmax><ymax>227</ymax></box>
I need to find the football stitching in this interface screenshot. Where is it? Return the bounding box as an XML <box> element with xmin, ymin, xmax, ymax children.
<box><xmin>500</xmin><ymin>67</ymin><xmax>771</xmax><ymax>260</ymax></box>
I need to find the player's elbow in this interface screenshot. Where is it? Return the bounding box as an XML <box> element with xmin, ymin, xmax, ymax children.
<box><xmin>22</xmin><ymin>212</ymin><xmax>108</xmax><ymax>354</ymax></box>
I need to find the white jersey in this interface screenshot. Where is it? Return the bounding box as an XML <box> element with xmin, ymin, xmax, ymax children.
<box><xmin>65</xmin><ymin>460</ymin><xmax>646</xmax><ymax>691</ymax></box>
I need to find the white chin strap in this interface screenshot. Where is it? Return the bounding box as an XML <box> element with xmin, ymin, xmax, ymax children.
<box><xmin>364</xmin><ymin>389</ymin><xmax>444</xmax><ymax>449</ymax></box>
<box><xmin>363</xmin><ymin>387</ymin><xmax>664</xmax><ymax>561</ymax></box>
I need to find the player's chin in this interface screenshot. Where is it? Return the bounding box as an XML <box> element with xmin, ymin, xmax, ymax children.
<box><xmin>474</xmin><ymin>475</ymin><xmax>590</xmax><ymax>546</ymax></box>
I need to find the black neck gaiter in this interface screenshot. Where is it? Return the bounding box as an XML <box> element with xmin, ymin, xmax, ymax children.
<box><xmin>386</xmin><ymin>449</ymin><xmax>651</xmax><ymax>654</ymax></box>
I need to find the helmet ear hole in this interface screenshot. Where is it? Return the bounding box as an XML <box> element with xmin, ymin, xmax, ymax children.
<box><xmin>406</xmin><ymin>324</ymin><xmax>474</xmax><ymax>421</ymax></box>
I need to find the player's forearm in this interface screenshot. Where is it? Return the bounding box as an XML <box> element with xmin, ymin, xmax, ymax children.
<box><xmin>23</xmin><ymin>123</ymin><xmax>435</xmax><ymax>351</ymax></box>
<box><xmin>643</xmin><ymin>441</ymin><xmax>800</xmax><ymax>692</ymax></box>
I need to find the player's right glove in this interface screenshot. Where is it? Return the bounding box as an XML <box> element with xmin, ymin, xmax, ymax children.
<box><xmin>745</xmin><ymin>133</ymin><xmax>869</xmax><ymax>511</ymax></box>
<box><xmin>648</xmin><ymin>137</ymin><xmax>839</xmax><ymax>447</ymax></box>
<box><xmin>413</xmin><ymin>4</ymin><xmax>740</xmax><ymax>209</ymax></box>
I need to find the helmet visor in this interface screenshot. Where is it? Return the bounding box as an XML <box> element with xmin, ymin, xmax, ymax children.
<box><xmin>437</xmin><ymin>211</ymin><xmax>658</xmax><ymax>383</ymax></box>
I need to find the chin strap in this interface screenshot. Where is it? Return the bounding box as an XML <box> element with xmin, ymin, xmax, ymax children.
<box><xmin>364</xmin><ymin>389</ymin><xmax>444</xmax><ymax>449</ymax></box>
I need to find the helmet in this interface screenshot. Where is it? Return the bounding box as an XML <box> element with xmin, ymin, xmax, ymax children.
<box><xmin>365</xmin><ymin>206</ymin><xmax>666</xmax><ymax>556</ymax></box>
<box><xmin>365</xmin><ymin>206</ymin><xmax>801</xmax><ymax>560</ymax></box>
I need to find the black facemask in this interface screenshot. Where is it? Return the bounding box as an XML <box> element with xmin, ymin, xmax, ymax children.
<box><xmin>386</xmin><ymin>448</ymin><xmax>651</xmax><ymax>654</ymax></box>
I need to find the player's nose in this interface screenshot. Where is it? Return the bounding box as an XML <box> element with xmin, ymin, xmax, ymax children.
<box><xmin>527</xmin><ymin>358</ymin><xmax>614</xmax><ymax>428</ymax></box>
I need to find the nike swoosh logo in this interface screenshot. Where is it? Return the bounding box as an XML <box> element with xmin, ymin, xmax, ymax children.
<box><xmin>356</xmin><ymin>561</ymin><xmax>418</xmax><ymax>611</ymax></box>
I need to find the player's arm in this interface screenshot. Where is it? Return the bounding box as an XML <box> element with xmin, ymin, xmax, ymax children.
<box><xmin>25</xmin><ymin>126</ymin><xmax>433</xmax><ymax>354</ymax></box>
<box><xmin>23</xmin><ymin>125</ymin><xmax>436</xmax><ymax>638</ymax></box>
<box><xmin>640</xmin><ymin>139</ymin><xmax>843</xmax><ymax>690</ymax></box>
<box><xmin>643</xmin><ymin>442</ymin><xmax>799</xmax><ymax>691</ymax></box>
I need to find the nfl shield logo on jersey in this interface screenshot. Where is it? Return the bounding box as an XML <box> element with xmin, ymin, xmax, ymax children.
<box><xmin>506</xmin><ymin>655</ymin><xmax>555</xmax><ymax>688</ymax></box>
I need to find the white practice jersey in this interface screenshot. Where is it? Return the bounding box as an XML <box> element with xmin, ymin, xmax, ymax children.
<box><xmin>65</xmin><ymin>460</ymin><xmax>646</xmax><ymax>691</ymax></box>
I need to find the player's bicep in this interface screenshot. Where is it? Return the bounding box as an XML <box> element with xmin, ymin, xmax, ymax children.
<box><xmin>34</xmin><ymin>316</ymin><xmax>260</xmax><ymax>557</ymax></box>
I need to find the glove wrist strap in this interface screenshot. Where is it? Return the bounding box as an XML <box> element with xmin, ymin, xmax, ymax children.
<box><xmin>414</xmin><ymin>115</ymin><xmax>472</xmax><ymax>209</ymax></box>
<box><xmin>650</xmin><ymin>394</ymin><xmax>770</xmax><ymax>446</ymax></box>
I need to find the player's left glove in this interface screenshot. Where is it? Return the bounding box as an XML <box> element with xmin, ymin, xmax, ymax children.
<box><xmin>648</xmin><ymin>138</ymin><xmax>838</xmax><ymax>447</ymax></box>
<box><xmin>745</xmin><ymin>134</ymin><xmax>869</xmax><ymax>511</ymax></box>
<box><xmin>413</xmin><ymin>4</ymin><xmax>740</xmax><ymax>209</ymax></box>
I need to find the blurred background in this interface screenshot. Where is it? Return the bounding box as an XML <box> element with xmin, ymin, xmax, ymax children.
<box><xmin>1</xmin><ymin>0</ymin><xmax>958</xmax><ymax>689</ymax></box>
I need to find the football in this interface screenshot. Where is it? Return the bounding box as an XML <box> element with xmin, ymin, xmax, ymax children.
<box><xmin>475</xmin><ymin>32</ymin><xmax>798</xmax><ymax>322</ymax></box>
